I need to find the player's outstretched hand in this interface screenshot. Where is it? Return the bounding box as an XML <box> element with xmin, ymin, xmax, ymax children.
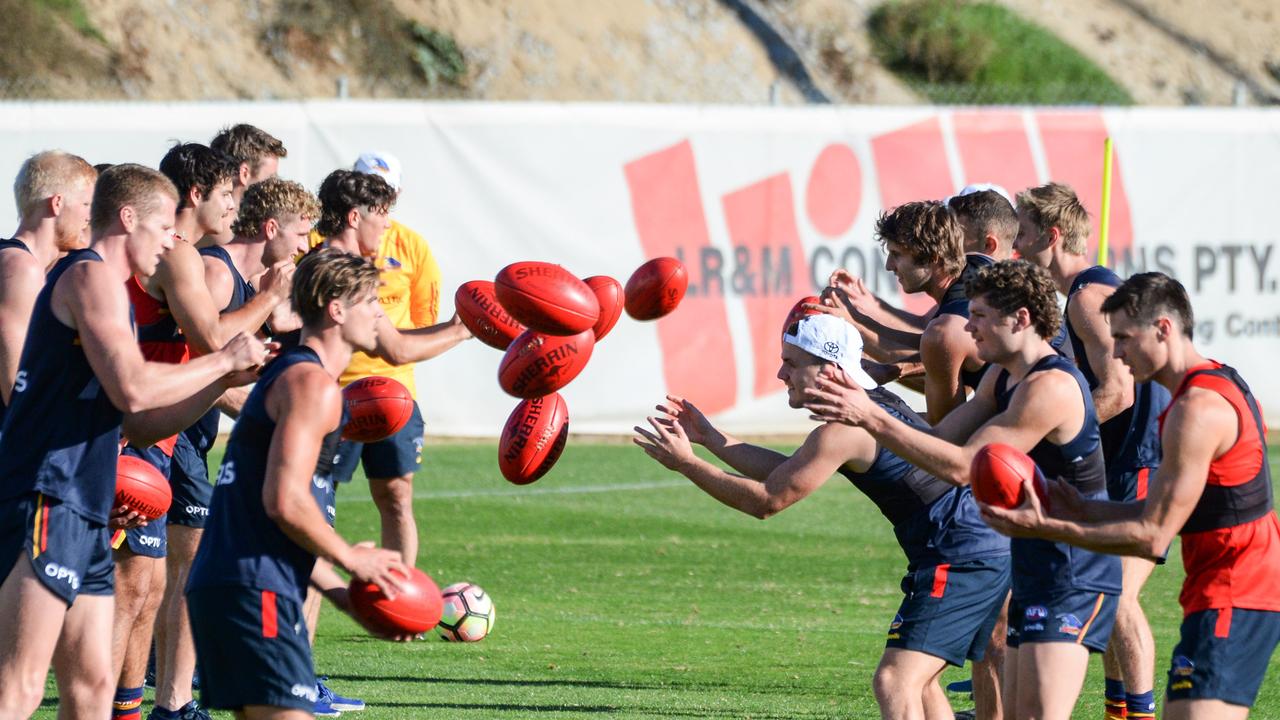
<box><xmin>633</xmin><ymin>414</ymin><xmax>696</xmax><ymax>472</ymax></box>
<box><xmin>827</xmin><ymin>270</ymin><xmax>876</xmax><ymax>316</ymax></box>
<box><xmin>977</xmin><ymin>478</ymin><xmax>1049</xmax><ymax>539</ymax></box>
<box><xmin>654</xmin><ymin>395</ymin><xmax>717</xmax><ymax>446</ymax></box>
<box><xmin>345</xmin><ymin>545</ymin><xmax>409</xmax><ymax>601</ymax></box>
<box><xmin>449</xmin><ymin>312</ymin><xmax>473</xmax><ymax>340</ymax></box>
<box><xmin>803</xmin><ymin>365</ymin><xmax>875</xmax><ymax>426</ymax></box>
<box><xmin>259</xmin><ymin>259</ymin><xmax>297</xmax><ymax>301</ymax></box>
<box><xmin>806</xmin><ymin>288</ymin><xmax>856</xmax><ymax>326</ymax></box>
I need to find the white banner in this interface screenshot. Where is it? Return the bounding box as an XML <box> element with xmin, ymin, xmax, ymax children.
<box><xmin>0</xmin><ymin>102</ymin><xmax>1276</xmax><ymax>434</ymax></box>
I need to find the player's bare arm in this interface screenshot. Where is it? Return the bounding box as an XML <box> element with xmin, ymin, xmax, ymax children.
<box><xmin>371</xmin><ymin>312</ymin><xmax>472</xmax><ymax>366</ymax></box>
<box><xmin>983</xmin><ymin>387</ymin><xmax>1231</xmax><ymax>560</ymax></box>
<box><xmin>262</xmin><ymin>364</ymin><xmax>406</xmax><ymax>595</ymax></box>
<box><xmin>57</xmin><ymin>260</ymin><xmax>263</xmax><ymax>417</ymax></box>
<box><xmin>636</xmin><ymin>410</ymin><xmax>871</xmax><ymax>518</ymax></box>
<box><xmin>654</xmin><ymin>395</ymin><xmax>793</xmax><ymax>479</ymax></box>
<box><xmin>157</xmin><ymin>241</ymin><xmax>285</xmax><ymax>355</ymax></box>
<box><xmin>1068</xmin><ymin>284</ymin><xmax>1134</xmax><ymax>423</ymax></box>
<box><xmin>0</xmin><ymin>250</ymin><xmax>43</xmax><ymax>404</ymax></box>
<box><xmin>806</xmin><ymin>364</ymin><xmax>1078</xmax><ymax>486</ymax></box>
<box><xmin>919</xmin><ymin>315</ymin><xmax>974</xmax><ymax>423</ymax></box>
<box><xmin>828</xmin><ymin>269</ymin><xmax>931</xmax><ymax>333</ymax></box>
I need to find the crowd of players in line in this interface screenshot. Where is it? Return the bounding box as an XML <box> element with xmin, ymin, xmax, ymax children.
<box><xmin>634</xmin><ymin>185</ymin><xmax>1280</xmax><ymax>720</ymax></box>
<box><xmin>0</xmin><ymin>125</ymin><xmax>1275</xmax><ymax>720</ymax></box>
<box><xmin>0</xmin><ymin>128</ymin><xmax>474</xmax><ymax>720</ymax></box>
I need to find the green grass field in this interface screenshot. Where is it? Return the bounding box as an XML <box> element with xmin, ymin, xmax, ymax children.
<box><xmin>39</xmin><ymin>440</ymin><xmax>1280</xmax><ymax>718</ymax></box>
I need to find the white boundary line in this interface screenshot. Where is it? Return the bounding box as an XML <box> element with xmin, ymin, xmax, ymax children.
<box><xmin>334</xmin><ymin>478</ymin><xmax>690</xmax><ymax>503</ymax></box>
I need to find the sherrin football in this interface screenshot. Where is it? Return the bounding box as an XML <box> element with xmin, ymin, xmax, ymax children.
<box><xmin>342</xmin><ymin>376</ymin><xmax>414</xmax><ymax>443</ymax></box>
<box><xmin>499</xmin><ymin>393</ymin><xmax>569</xmax><ymax>485</ymax></box>
<box><xmin>115</xmin><ymin>454</ymin><xmax>172</xmax><ymax>520</ymax></box>
<box><xmin>624</xmin><ymin>257</ymin><xmax>687</xmax><ymax>321</ymax></box>
<box><xmin>495</xmin><ymin>261</ymin><xmax>599</xmax><ymax>336</ymax></box>
<box><xmin>497</xmin><ymin>329</ymin><xmax>595</xmax><ymax>399</ymax></box>
<box><xmin>583</xmin><ymin>275</ymin><xmax>623</xmax><ymax>341</ymax></box>
<box><xmin>349</xmin><ymin>567</ymin><xmax>444</xmax><ymax>636</ymax></box>
<box><xmin>454</xmin><ymin>280</ymin><xmax>526</xmax><ymax>350</ymax></box>
<box><xmin>970</xmin><ymin>443</ymin><xmax>1050</xmax><ymax>510</ymax></box>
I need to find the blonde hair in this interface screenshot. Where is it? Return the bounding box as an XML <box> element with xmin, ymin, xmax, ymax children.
<box><xmin>13</xmin><ymin>151</ymin><xmax>96</xmax><ymax>218</ymax></box>
<box><xmin>292</xmin><ymin>248</ymin><xmax>381</xmax><ymax>328</ymax></box>
<box><xmin>1016</xmin><ymin>182</ymin><xmax>1090</xmax><ymax>255</ymax></box>
<box><xmin>90</xmin><ymin>164</ymin><xmax>179</xmax><ymax>234</ymax></box>
<box><xmin>231</xmin><ymin>177</ymin><xmax>319</xmax><ymax>237</ymax></box>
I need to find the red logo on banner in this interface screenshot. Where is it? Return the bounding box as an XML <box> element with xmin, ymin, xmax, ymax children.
<box><xmin>623</xmin><ymin>111</ymin><xmax>1133</xmax><ymax>412</ymax></box>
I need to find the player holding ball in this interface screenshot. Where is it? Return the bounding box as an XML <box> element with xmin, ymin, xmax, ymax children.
<box><xmin>187</xmin><ymin>248</ymin><xmax>412</xmax><ymax>719</ymax></box>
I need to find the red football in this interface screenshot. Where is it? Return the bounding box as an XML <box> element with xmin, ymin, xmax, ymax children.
<box><xmin>349</xmin><ymin>567</ymin><xmax>444</xmax><ymax>636</ymax></box>
<box><xmin>583</xmin><ymin>275</ymin><xmax>623</xmax><ymax>341</ymax></box>
<box><xmin>498</xmin><ymin>329</ymin><xmax>595</xmax><ymax>399</ymax></box>
<box><xmin>970</xmin><ymin>443</ymin><xmax>1050</xmax><ymax>510</ymax></box>
<box><xmin>498</xmin><ymin>393</ymin><xmax>569</xmax><ymax>485</ymax></box>
<box><xmin>494</xmin><ymin>262</ymin><xmax>599</xmax><ymax>336</ymax></box>
<box><xmin>454</xmin><ymin>280</ymin><xmax>526</xmax><ymax>350</ymax></box>
<box><xmin>624</xmin><ymin>257</ymin><xmax>688</xmax><ymax>321</ymax></box>
<box><xmin>342</xmin><ymin>376</ymin><xmax>414</xmax><ymax>443</ymax></box>
<box><xmin>115</xmin><ymin>454</ymin><xmax>172</xmax><ymax>520</ymax></box>
<box><xmin>782</xmin><ymin>295</ymin><xmax>822</xmax><ymax>335</ymax></box>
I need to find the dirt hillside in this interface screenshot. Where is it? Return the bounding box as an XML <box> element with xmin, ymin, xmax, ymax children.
<box><xmin>20</xmin><ymin>0</ymin><xmax>1280</xmax><ymax>104</ymax></box>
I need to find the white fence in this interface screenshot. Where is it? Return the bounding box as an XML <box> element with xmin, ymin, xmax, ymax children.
<box><xmin>1</xmin><ymin>102</ymin><xmax>1276</xmax><ymax>434</ymax></box>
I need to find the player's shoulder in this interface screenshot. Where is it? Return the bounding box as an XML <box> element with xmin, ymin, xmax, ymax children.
<box><xmin>1016</xmin><ymin>363</ymin><xmax>1081</xmax><ymax>403</ymax></box>
<box><xmin>0</xmin><ymin>244</ymin><xmax>42</xmax><ymax>282</ymax></box>
<box><xmin>156</xmin><ymin>240</ymin><xmax>202</xmax><ymax>281</ymax></box>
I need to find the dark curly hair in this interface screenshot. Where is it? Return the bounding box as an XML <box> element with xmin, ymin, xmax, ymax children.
<box><xmin>210</xmin><ymin>124</ymin><xmax>287</xmax><ymax>175</ymax></box>
<box><xmin>874</xmin><ymin>201</ymin><xmax>965</xmax><ymax>278</ymax></box>
<box><xmin>947</xmin><ymin>190</ymin><xmax>1018</xmax><ymax>254</ymax></box>
<box><xmin>158</xmin><ymin>142</ymin><xmax>238</xmax><ymax>211</ymax></box>
<box><xmin>965</xmin><ymin>260</ymin><xmax>1061</xmax><ymax>340</ymax></box>
<box><xmin>315</xmin><ymin>169</ymin><xmax>397</xmax><ymax>238</ymax></box>
<box><xmin>1101</xmin><ymin>272</ymin><xmax>1194</xmax><ymax>339</ymax></box>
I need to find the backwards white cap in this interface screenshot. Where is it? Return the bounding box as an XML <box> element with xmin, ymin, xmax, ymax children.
<box><xmin>947</xmin><ymin>182</ymin><xmax>1014</xmax><ymax>209</ymax></box>
<box><xmin>783</xmin><ymin>314</ymin><xmax>878</xmax><ymax>390</ymax></box>
<box><xmin>353</xmin><ymin>151</ymin><xmax>402</xmax><ymax>191</ymax></box>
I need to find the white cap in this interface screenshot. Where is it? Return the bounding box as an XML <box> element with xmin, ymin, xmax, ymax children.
<box><xmin>783</xmin><ymin>314</ymin><xmax>878</xmax><ymax>390</ymax></box>
<box><xmin>948</xmin><ymin>182</ymin><xmax>1014</xmax><ymax>208</ymax></box>
<box><xmin>353</xmin><ymin>151</ymin><xmax>402</xmax><ymax>191</ymax></box>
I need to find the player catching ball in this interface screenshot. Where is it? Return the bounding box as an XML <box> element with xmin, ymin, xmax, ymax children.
<box><xmin>635</xmin><ymin>313</ymin><xmax>1010</xmax><ymax>720</ymax></box>
<box><xmin>186</xmin><ymin>248</ymin><xmax>411</xmax><ymax>719</ymax></box>
<box><xmin>980</xmin><ymin>272</ymin><xmax>1280</xmax><ymax>720</ymax></box>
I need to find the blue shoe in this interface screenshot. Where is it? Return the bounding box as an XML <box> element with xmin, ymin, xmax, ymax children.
<box><xmin>317</xmin><ymin>676</ymin><xmax>364</xmax><ymax>712</ymax></box>
<box><xmin>147</xmin><ymin>700</ymin><xmax>211</xmax><ymax>720</ymax></box>
<box><xmin>946</xmin><ymin>679</ymin><xmax>973</xmax><ymax>694</ymax></box>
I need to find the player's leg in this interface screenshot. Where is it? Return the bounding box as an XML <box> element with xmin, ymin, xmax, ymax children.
<box><xmin>1163</xmin><ymin>701</ymin><xmax>1249</xmax><ymax>720</ymax></box>
<box><xmin>971</xmin><ymin>594</ymin><xmax>1009</xmax><ymax>720</ymax></box>
<box><xmin>920</xmin><ymin>667</ymin><xmax>952</xmax><ymax>720</ymax></box>
<box><xmin>0</xmin><ymin>494</ymin><xmax>85</xmax><ymax>717</ymax></box>
<box><xmin>1001</xmin><ymin>645</ymin><xmax>1019</xmax><ymax>715</ymax></box>
<box><xmin>0</xmin><ymin>558</ymin><xmax>70</xmax><ymax>716</ymax></box>
<box><xmin>111</xmin><ymin>548</ymin><xmax>164</xmax><ymax>719</ymax></box>
<box><xmin>874</xmin><ymin>648</ymin><xmax>950</xmax><ymax>719</ymax></box>
<box><xmin>154</xmin><ymin>436</ymin><xmax>211</xmax><ymax>717</ymax></box>
<box><xmin>155</xmin><ymin>525</ymin><xmax>203</xmax><ymax>713</ymax></box>
<box><xmin>1109</xmin><ymin>556</ymin><xmax>1157</xmax><ymax>719</ymax></box>
<box><xmin>363</xmin><ymin>403</ymin><xmax>425</xmax><ymax>565</ymax></box>
<box><xmin>51</xmin><ymin>517</ymin><xmax>118</xmax><ymax>718</ymax></box>
<box><xmin>52</xmin><ymin>593</ymin><xmax>116</xmax><ymax>718</ymax></box>
<box><xmin>1014</xmin><ymin>642</ymin><xmax>1091</xmax><ymax>720</ymax></box>
<box><xmin>119</xmin><ymin>556</ymin><xmax>165</xmax><ymax>716</ymax></box>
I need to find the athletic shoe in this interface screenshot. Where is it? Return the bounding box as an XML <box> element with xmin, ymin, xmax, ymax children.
<box><xmin>312</xmin><ymin>696</ymin><xmax>342</xmax><ymax>719</ymax></box>
<box><xmin>946</xmin><ymin>679</ymin><xmax>973</xmax><ymax>694</ymax></box>
<box><xmin>317</xmin><ymin>676</ymin><xmax>365</xmax><ymax>712</ymax></box>
<box><xmin>146</xmin><ymin>700</ymin><xmax>211</xmax><ymax>720</ymax></box>
<box><xmin>954</xmin><ymin>711</ymin><xmax>976</xmax><ymax>720</ymax></box>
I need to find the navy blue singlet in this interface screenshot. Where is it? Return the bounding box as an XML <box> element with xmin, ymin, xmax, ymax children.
<box><xmin>837</xmin><ymin>387</ymin><xmax>1008</xmax><ymax>570</ymax></box>
<box><xmin>994</xmin><ymin>354</ymin><xmax>1121</xmax><ymax>599</ymax></box>
<box><xmin>0</xmin><ymin>250</ymin><xmax>124</xmax><ymax>524</ymax></box>
<box><xmin>185</xmin><ymin>246</ymin><xmax>257</xmax><ymax>454</ymax></box>
<box><xmin>938</xmin><ymin>254</ymin><xmax>993</xmax><ymax>390</ymax></box>
<box><xmin>187</xmin><ymin>345</ymin><xmax>344</xmax><ymax>600</ymax></box>
<box><xmin>1065</xmin><ymin>265</ymin><xmax>1169</xmax><ymax>472</ymax></box>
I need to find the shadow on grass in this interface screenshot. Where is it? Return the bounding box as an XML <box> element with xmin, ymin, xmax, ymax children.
<box><xmin>325</xmin><ymin>673</ymin><xmax>817</xmax><ymax>696</ymax></box>
<box><xmin>373</xmin><ymin>700</ymin><xmax>830</xmax><ymax>718</ymax></box>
